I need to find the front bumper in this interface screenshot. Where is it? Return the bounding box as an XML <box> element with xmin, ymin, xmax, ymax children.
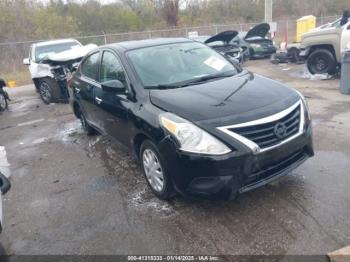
<box><xmin>158</xmin><ymin>124</ymin><xmax>313</xmax><ymax>199</ymax></box>
<box><xmin>251</xmin><ymin>46</ymin><xmax>277</xmax><ymax>58</ymax></box>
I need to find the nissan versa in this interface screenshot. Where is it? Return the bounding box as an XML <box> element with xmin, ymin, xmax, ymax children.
<box><xmin>68</xmin><ymin>38</ymin><xmax>314</xmax><ymax>200</ymax></box>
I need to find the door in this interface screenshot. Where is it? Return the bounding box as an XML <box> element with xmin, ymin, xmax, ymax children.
<box><xmin>74</xmin><ymin>51</ymin><xmax>101</xmax><ymax>127</ymax></box>
<box><xmin>94</xmin><ymin>50</ymin><xmax>131</xmax><ymax>146</ymax></box>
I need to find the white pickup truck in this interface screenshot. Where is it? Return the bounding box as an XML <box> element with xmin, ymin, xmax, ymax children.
<box><xmin>299</xmin><ymin>12</ymin><xmax>350</xmax><ymax>75</ymax></box>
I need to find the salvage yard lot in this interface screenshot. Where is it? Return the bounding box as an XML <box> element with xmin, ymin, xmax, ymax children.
<box><xmin>0</xmin><ymin>60</ymin><xmax>350</xmax><ymax>255</ymax></box>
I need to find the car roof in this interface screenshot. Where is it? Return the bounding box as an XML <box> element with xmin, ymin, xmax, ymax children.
<box><xmin>34</xmin><ymin>39</ymin><xmax>81</xmax><ymax>48</ymax></box>
<box><xmin>105</xmin><ymin>38</ymin><xmax>193</xmax><ymax>51</ymax></box>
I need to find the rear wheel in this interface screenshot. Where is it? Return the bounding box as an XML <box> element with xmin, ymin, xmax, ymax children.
<box><xmin>38</xmin><ymin>77</ymin><xmax>60</xmax><ymax>104</ymax></box>
<box><xmin>140</xmin><ymin>140</ymin><xmax>174</xmax><ymax>200</ymax></box>
<box><xmin>307</xmin><ymin>49</ymin><xmax>337</xmax><ymax>75</ymax></box>
<box><xmin>0</xmin><ymin>93</ymin><xmax>7</xmax><ymax>112</ymax></box>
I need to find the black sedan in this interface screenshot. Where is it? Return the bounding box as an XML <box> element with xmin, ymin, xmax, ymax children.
<box><xmin>68</xmin><ymin>38</ymin><xmax>313</xmax><ymax>200</ymax></box>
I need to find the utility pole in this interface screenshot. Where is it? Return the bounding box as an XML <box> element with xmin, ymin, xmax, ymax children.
<box><xmin>265</xmin><ymin>0</ymin><xmax>273</xmax><ymax>23</ymax></box>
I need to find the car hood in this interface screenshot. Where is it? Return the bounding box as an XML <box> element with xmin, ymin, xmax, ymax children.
<box><xmin>245</xmin><ymin>23</ymin><xmax>270</xmax><ymax>40</ymax></box>
<box><xmin>205</xmin><ymin>31</ymin><xmax>239</xmax><ymax>45</ymax></box>
<box><xmin>40</xmin><ymin>44</ymin><xmax>98</xmax><ymax>66</ymax></box>
<box><xmin>149</xmin><ymin>71</ymin><xmax>300</xmax><ymax>126</ymax></box>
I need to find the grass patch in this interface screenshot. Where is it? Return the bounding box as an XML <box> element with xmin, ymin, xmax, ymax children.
<box><xmin>2</xmin><ymin>70</ymin><xmax>32</xmax><ymax>87</ymax></box>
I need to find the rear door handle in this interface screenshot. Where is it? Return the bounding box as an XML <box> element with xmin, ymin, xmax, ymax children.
<box><xmin>75</xmin><ymin>87</ymin><xmax>81</xmax><ymax>93</ymax></box>
<box><xmin>95</xmin><ymin>97</ymin><xmax>103</xmax><ymax>104</ymax></box>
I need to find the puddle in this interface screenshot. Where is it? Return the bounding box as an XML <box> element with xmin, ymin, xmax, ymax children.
<box><xmin>17</xmin><ymin>118</ymin><xmax>45</xmax><ymax>127</ymax></box>
<box><xmin>288</xmin><ymin>65</ymin><xmax>337</xmax><ymax>81</ymax></box>
<box><xmin>8</xmin><ymin>97</ymin><xmax>41</xmax><ymax>117</ymax></box>
<box><xmin>289</xmin><ymin>66</ymin><xmax>313</xmax><ymax>79</ymax></box>
<box><xmin>32</xmin><ymin>137</ymin><xmax>49</xmax><ymax>145</ymax></box>
<box><xmin>129</xmin><ymin>189</ymin><xmax>176</xmax><ymax>218</ymax></box>
<box><xmin>56</xmin><ymin>120</ymin><xmax>84</xmax><ymax>143</ymax></box>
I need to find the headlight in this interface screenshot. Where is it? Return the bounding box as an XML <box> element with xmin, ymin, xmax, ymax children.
<box><xmin>296</xmin><ymin>90</ymin><xmax>311</xmax><ymax>120</ymax></box>
<box><xmin>159</xmin><ymin>113</ymin><xmax>231</xmax><ymax>155</ymax></box>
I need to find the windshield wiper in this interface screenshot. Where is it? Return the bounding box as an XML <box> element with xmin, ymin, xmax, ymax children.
<box><xmin>144</xmin><ymin>72</ymin><xmax>236</xmax><ymax>90</ymax></box>
<box><xmin>144</xmin><ymin>84</ymin><xmax>183</xmax><ymax>90</ymax></box>
<box><xmin>181</xmin><ymin>72</ymin><xmax>236</xmax><ymax>87</ymax></box>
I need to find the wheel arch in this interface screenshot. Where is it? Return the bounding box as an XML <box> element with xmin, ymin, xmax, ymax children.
<box><xmin>32</xmin><ymin>78</ymin><xmax>41</xmax><ymax>90</ymax></box>
<box><xmin>309</xmin><ymin>45</ymin><xmax>337</xmax><ymax>61</ymax></box>
<box><xmin>133</xmin><ymin>132</ymin><xmax>153</xmax><ymax>160</ymax></box>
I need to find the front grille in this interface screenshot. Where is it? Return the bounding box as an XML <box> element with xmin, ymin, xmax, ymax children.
<box><xmin>228</xmin><ymin>104</ymin><xmax>301</xmax><ymax>149</ymax></box>
<box><xmin>242</xmin><ymin>149</ymin><xmax>308</xmax><ymax>190</ymax></box>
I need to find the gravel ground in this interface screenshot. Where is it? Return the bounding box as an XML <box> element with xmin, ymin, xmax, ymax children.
<box><xmin>0</xmin><ymin>60</ymin><xmax>349</xmax><ymax>255</ymax></box>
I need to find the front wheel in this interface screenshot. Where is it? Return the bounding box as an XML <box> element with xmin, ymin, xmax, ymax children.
<box><xmin>38</xmin><ymin>78</ymin><xmax>60</xmax><ymax>104</ymax></box>
<box><xmin>307</xmin><ymin>49</ymin><xmax>337</xmax><ymax>75</ymax></box>
<box><xmin>0</xmin><ymin>93</ymin><xmax>7</xmax><ymax>112</ymax></box>
<box><xmin>140</xmin><ymin>140</ymin><xmax>175</xmax><ymax>200</ymax></box>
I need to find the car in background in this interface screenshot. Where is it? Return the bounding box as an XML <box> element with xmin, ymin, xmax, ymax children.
<box><xmin>204</xmin><ymin>31</ymin><xmax>248</xmax><ymax>63</ymax></box>
<box><xmin>192</xmin><ymin>32</ymin><xmax>247</xmax><ymax>63</ymax></box>
<box><xmin>69</xmin><ymin>38</ymin><xmax>313</xmax><ymax>200</ymax></box>
<box><xmin>23</xmin><ymin>39</ymin><xmax>83</xmax><ymax>104</ymax></box>
<box><xmin>232</xmin><ymin>23</ymin><xmax>277</xmax><ymax>59</ymax></box>
<box><xmin>299</xmin><ymin>11</ymin><xmax>350</xmax><ymax>75</ymax></box>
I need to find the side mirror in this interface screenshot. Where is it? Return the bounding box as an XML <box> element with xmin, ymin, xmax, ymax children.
<box><xmin>101</xmin><ymin>80</ymin><xmax>125</xmax><ymax>93</ymax></box>
<box><xmin>347</xmin><ymin>24</ymin><xmax>350</xmax><ymax>30</ymax></box>
<box><xmin>0</xmin><ymin>173</ymin><xmax>11</xmax><ymax>195</ymax></box>
<box><xmin>23</xmin><ymin>58</ymin><xmax>30</xmax><ymax>65</ymax></box>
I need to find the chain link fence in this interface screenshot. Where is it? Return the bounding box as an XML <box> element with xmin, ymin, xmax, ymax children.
<box><xmin>0</xmin><ymin>15</ymin><xmax>339</xmax><ymax>85</ymax></box>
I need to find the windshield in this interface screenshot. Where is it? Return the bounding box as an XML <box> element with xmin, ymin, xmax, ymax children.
<box><xmin>35</xmin><ymin>42</ymin><xmax>81</xmax><ymax>62</ymax></box>
<box><xmin>127</xmin><ymin>42</ymin><xmax>238</xmax><ymax>88</ymax></box>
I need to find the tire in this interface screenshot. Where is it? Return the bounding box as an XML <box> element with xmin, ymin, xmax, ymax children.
<box><xmin>0</xmin><ymin>93</ymin><xmax>7</xmax><ymax>112</ymax></box>
<box><xmin>79</xmin><ymin>109</ymin><xmax>96</xmax><ymax>136</ymax></box>
<box><xmin>307</xmin><ymin>49</ymin><xmax>337</xmax><ymax>75</ymax></box>
<box><xmin>287</xmin><ymin>47</ymin><xmax>301</xmax><ymax>63</ymax></box>
<box><xmin>140</xmin><ymin>140</ymin><xmax>174</xmax><ymax>200</ymax></box>
<box><xmin>38</xmin><ymin>77</ymin><xmax>60</xmax><ymax>104</ymax></box>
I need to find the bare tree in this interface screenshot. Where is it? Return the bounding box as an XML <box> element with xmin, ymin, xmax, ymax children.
<box><xmin>156</xmin><ymin>0</ymin><xmax>181</xmax><ymax>27</ymax></box>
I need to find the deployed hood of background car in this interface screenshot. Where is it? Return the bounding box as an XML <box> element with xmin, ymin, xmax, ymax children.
<box><xmin>205</xmin><ymin>30</ymin><xmax>239</xmax><ymax>44</ymax></box>
<box><xmin>149</xmin><ymin>72</ymin><xmax>299</xmax><ymax>124</ymax></box>
<box><xmin>41</xmin><ymin>44</ymin><xmax>98</xmax><ymax>66</ymax></box>
<box><xmin>245</xmin><ymin>23</ymin><xmax>270</xmax><ymax>40</ymax></box>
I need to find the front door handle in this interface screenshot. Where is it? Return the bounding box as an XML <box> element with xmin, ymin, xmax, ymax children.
<box><xmin>95</xmin><ymin>97</ymin><xmax>103</xmax><ymax>104</ymax></box>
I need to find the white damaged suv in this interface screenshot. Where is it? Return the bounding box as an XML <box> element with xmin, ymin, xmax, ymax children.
<box><xmin>23</xmin><ymin>39</ymin><xmax>83</xmax><ymax>104</ymax></box>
